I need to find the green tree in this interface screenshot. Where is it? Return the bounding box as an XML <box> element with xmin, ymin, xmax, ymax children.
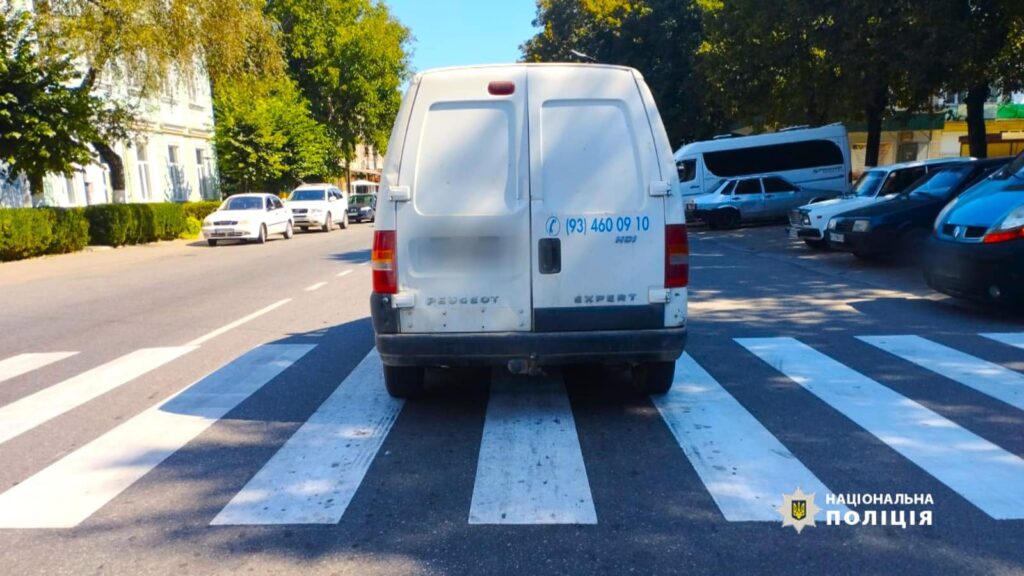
<box><xmin>698</xmin><ymin>0</ymin><xmax>949</xmax><ymax>166</ymax></box>
<box><xmin>31</xmin><ymin>0</ymin><xmax>282</xmax><ymax>197</ymax></box>
<box><xmin>523</xmin><ymin>0</ymin><xmax>728</xmax><ymax>145</ymax></box>
<box><xmin>0</xmin><ymin>6</ymin><xmax>129</xmax><ymax>205</ymax></box>
<box><xmin>213</xmin><ymin>75</ymin><xmax>338</xmax><ymax>194</ymax></box>
<box><xmin>267</xmin><ymin>0</ymin><xmax>412</xmax><ymax>182</ymax></box>
<box><xmin>931</xmin><ymin>0</ymin><xmax>1024</xmax><ymax>157</ymax></box>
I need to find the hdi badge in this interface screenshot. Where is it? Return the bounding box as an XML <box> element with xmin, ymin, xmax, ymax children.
<box><xmin>778</xmin><ymin>487</ymin><xmax>821</xmax><ymax>533</ymax></box>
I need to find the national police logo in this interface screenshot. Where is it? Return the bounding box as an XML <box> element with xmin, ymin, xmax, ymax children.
<box><xmin>777</xmin><ymin>487</ymin><xmax>821</xmax><ymax>534</ymax></box>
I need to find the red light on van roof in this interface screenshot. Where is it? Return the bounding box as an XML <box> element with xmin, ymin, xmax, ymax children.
<box><xmin>488</xmin><ymin>81</ymin><xmax>515</xmax><ymax>96</ymax></box>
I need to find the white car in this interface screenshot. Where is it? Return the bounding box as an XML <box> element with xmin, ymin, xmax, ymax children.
<box><xmin>202</xmin><ymin>193</ymin><xmax>293</xmax><ymax>246</ymax></box>
<box><xmin>370</xmin><ymin>64</ymin><xmax>688</xmax><ymax>398</ymax></box>
<box><xmin>787</xmin><ymin>157</ymin><xmax>973</xmax><ymax>247</ymax></box>
<box><xmin>288</xmin><ymin>184</ymin><xmax>349</xmax><ymax>232</ymax></box>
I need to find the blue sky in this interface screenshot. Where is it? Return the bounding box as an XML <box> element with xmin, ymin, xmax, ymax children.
<box><xmin>385</xmin><ymin>1</ymin><xmax>539</xmax><ymax>73</ymax></box>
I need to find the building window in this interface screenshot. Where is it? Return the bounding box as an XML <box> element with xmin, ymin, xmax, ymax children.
<box><xmin>168</xmin><ymin>145</ymin><xmax>186</xmax><ymax>200</ymax></box>
<box><xmin>195</xmin><ymin>148</ymin><xmax>212</xmax><ymax>199</ymax></box>
<box><xmin>136</xmin><ymin>143</ymin><xmax>152</xmax><ymax>200</ymax></box>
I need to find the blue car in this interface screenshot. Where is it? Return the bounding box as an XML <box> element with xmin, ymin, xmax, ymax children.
<box><xmin>924</xmin><ymin>152</ymin><xmax>1024</xmax><ymax>306</ymax></box>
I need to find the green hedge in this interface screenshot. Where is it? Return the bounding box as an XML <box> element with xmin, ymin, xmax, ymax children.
<box><xmin>0</xmin><ymin>201</ymin><xmax>214</xmax><ymax>261</ymax></box>
<box><xmin>0</xmin><ymin>207</ymin><xmax>90</xmax><ymax>261</ymax></box>
<box><xmin>182</xmin><ymin>200</ymin><xmax>222</xmax><ymax>223</ymax></box>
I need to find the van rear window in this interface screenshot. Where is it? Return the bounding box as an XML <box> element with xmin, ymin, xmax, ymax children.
<box><xmin>415</xmin><ymin>102</ymin><xmax>515</xmax><ymax>215</ymax></box>
<box><xmin>703</xmin><ymin>140</ymin><xmax>844</xmax><ymax>177</ymax></box>
<box><xmin>540</xmin><ymin>100</ymin><xmax>643</xmax><ymax>213</ymax></box>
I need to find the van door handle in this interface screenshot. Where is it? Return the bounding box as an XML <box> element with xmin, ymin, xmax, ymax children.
<box><xmin>538</xmin><ymin>238</ymin><xmax>561</xmax><ymax>274</ymax></box>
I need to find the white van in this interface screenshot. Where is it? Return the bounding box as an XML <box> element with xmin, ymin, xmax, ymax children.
<box><xmin>370</xmin><ymin>64</ymin><xmax>689</xmax><ymax>398</ymax></box>
<box><xmin>674</xmin><ymin>124</ymin><xmax>852</xmax><ymax>197</ymax></box>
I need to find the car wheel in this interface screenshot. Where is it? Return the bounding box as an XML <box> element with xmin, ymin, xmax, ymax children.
<box><xmin>340</xmin><ymin>213</ymin><xmax>349</xmax><ymax>229</ymax></box>
<box><xmin>631</xmin><ymin>361</ymin><xmax>675</xmax><ymax>395</ymax></box>
<box><xmin>284</xmin><ymin>221</ymin><xmax>294</xmax><ymax>239</ymax></box>
<box><xmin>719</xmin><ymin>209</ymin><xmax>741</xmax><ymax>229</ymax></box>
<box><xmin>804</xmin><ymin>239</ymin><xmax>827</xmax><ymax>249</ymax></box>
<box><xmin>207</xmin><ymin>239</ymin><xmax>218</xmax><ymax>247</ymax></box>
<box><xmin>383</xmin><ymin>365</ymin><xmax>426</xmax><ymax>399</ymax></box>
<box><xmin>323</xmin><ymin>213</ymin><xmax>333</xmax><ymax>232</ymax></box>
<box><xmin>257</xmin><ymin>224</ymin><xmax>267</xmax><ymax>244</ymax></box>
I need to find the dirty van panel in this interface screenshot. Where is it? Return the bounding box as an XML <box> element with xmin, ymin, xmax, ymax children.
<box><xmin>395</xmin><ymin>68</ymin><xmax>531</xmax><ymax>334</ymax></box>
<box><xmin>527</xmin><ymin>66</ymin><xmax>666</xmax><ymax>328</ymax></box>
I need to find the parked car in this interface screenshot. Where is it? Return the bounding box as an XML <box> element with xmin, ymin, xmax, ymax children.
<box><xmin>827</xmin><ymin>159</ymin><xmax>1009</xmax><ymax>259</ymax></box>
<box><xmin>202</xmin><ymin>193</ymin><xmax>293</xmax><ymax>246</ymax></box>
<box><xmin>347</xmin><ymin>193</ymin><xmax>377</xmax><ymax>223</ymax></box>
<box><xmin>787</xmin><ymin>157</ymin><xmax>974</xmax><ymax>248</ymax></box>
<box><xmin>923</xmin><ymin>152</ymin><xmax>1024</xmax><ymax>306</ymax></box>
<box><xmin>685</xmin><ymin>175</ymin><xmax>838</xmax><ymax>229</ymax></box>
<box><xmin>287</xmin><ymin>184</ymin><xmax>349</xmax><ymax>231</ymax></box>
<box><xmin>371</xmin><ymin>64</ymin><xmax>688</xmax><ymax>398</ymax></box>
<box><xmin>675</xmin><ymin>123</ymin><xmax>851</xmax><ymax>197</ymax></box>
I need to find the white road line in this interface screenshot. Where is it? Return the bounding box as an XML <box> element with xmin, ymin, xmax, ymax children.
<box><xmin>982</xmin><ymin>332</ymin><xmax>1024</xmax><ymax>352</ymax></box>
<box><xmin>738</xmin><ymin>337</ymin><xmax>1024</xmax><ymax>520</ymax></box>
<box><xmin>860</xmin><ymin>335</ymin><xmax>1024</xmax><ymax>412</ymax></box>
<box><xmin>186</xmin><ymin>299</ymin><xmax>292</xmax><ymax>347</ymax></box>
<box><xmin>469</xmin><ymin>373</ymin><xmax>597</xmax><ymax>525</ymax></box>
<box><xmin>653</xmin><ymin>354</ymin><xmax>843</xmax><ymax>521</ymax></box>
<box><xmin>358</xmin><ymin>261</ymin><xmax>369</xmax><ymax>267</ymax></box>
<box><xmin>212</xmin><ymin>348</ymin><xmax>401</xmax><ymax>525</ymax></box>
<box><xmin>0</xmin><ymin>352</ymin><xmax>78</xmax><ymax>384</ymax></box>
<box><xmin>0</xmin><ymin>347</ymin><xmax>195</xmax><ymax>446</ymax></box>
<box><xmin>0</xmin><ymin>344</ymin><xmax>314</xmax><ymax>528</ymax></box>
<box><xmin>336</xmin><ymin>269</ymin><xmax>354</xmax><ymax>278</ymax></box>
<box><xmin>304</xmin><ymin>282</ymin><xmax>328</xmax><ymax>292</ymax></box>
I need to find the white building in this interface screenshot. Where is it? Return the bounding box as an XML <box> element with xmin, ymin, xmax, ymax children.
<box><xmin>0</xmin><ymin>8</ymin><xmax>219</xmax><ymax>208</ymax></box>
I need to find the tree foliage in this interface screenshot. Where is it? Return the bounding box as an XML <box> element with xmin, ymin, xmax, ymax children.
<box><xmin>523</xmin><ymin>0</ymin><xmax>729</xmax><ymax>145</ymax></box>
<box><xmin>0</xmin><ymin>6</ymin><xmax>129</xmax><ymax>201</ymax></box>
<box><xmin>213</xmin><ymin>75</ymin><xmax>338</xmax><ymax>194</ymax></box>
<box><xmin>268</xmin><ymin>0</ymin><xmax>412</xmax><ymax>170</ymax></box>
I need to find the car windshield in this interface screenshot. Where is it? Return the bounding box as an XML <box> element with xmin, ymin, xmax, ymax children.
<box><xmin>290</xmin><ymin>190</ymin><xmax>326</xmax><ymax>201</ymax></box>
<box><xmin>851</xmin><ymin>171</ymin><xmax>885</xmax><ymax>197</ymax></box>
<box><xmin>993</xmin><ymin>152</ymin><xmax>1024</xmax><ymax>181</ymax></box>
<box><xmin>351</xmin><ymin>194</ymin><xmax>375</xmax><ymax>205</ymax></box>
<box><xmin>908</xmin><ymin>166</ymin><xmax>974</xmax><ymax>198</ymax></box>
<box><xmin>712</xmin><ymin>180</ymin><xmax>737</xmax><ymax>195</ymax></box>
<box><xmin>223</xmin><ymin>196</ymin><xmax>264</xmax><ymax>210</ymax></box>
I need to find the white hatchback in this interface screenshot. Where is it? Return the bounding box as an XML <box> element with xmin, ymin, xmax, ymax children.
<box><xmin>202</xmin><ymin>193</ymin><xmax>293</xmax><ymax>246</ymax></box>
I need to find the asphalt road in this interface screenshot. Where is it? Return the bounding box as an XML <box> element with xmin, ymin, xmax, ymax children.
<box><xmin>0</xmin><ymin>221</ymin><xmax>1022</xmax><ymax>575</ymax></box>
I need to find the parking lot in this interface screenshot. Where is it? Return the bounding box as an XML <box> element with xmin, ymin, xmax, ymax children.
<box><xmin>0</xmin><ymin>221</ymin><xmax>1021</xmax><ymax>576</ymax></box>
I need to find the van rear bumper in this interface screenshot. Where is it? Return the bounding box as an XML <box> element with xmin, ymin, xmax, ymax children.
<box><xmin>374</xmin><ymin>327</ymin><xmax>687</xmax><ymax>367</ymax></box>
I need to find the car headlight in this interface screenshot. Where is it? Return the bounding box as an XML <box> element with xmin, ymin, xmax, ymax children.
<box><xmin>802</xmin><ymin>213</ymin><xmax>810</xmax><ymax>226</ymax></box>
<box><xmin>237</xmin><ymin>219</ymin><xmax>250</xmax><ymax>226</ymax></box>
<box><xmin>310</xmin><ymin>208</ymin><xmax>323</xmax><ymax>213</ymax></box>
<box><xmin>995</xmin><ymin>205</ymin><xmax>1024</xmax><ymax>231</ymax></box>
<box><xmin>828</xmin><ymin>219</ymin><xmax>838</xmax><ymax>230</ymax></box>
<box><xmin>852</xmin><ymin>219</ymin><xmax>871</xmax><ymax>232</ymax></box>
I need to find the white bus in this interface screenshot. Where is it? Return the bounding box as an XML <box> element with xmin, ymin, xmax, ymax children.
<box><xmin>674</xmin><ymin>124</ymin><xmax>851</xmax><ymax>197</ymax></box>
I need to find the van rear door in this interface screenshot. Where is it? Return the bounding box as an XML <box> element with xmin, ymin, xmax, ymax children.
<box><xmin>393</xmin><ymin>68</ymin><xmax>532</xmax><ymax>333</ymax></box>
<box><xmin>527</xmin><ymin>66</ymin><xmax>668</xmax><ymax>331</ymax></box>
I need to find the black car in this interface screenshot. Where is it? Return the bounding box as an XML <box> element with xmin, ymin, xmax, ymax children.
<box><xmin>347</xmin><ymin>194</ymin><xmax>377</xmax><ymax>223</ymax></box>
<box><xmin>924</xmin><ymin>152</ymin><xmax>1024</xmax><ymax>306</ymax></box>
<box><xmin>826</xmin><ymin>158</ymin><xmax>1010</xmax><ymax>259</ymax></box>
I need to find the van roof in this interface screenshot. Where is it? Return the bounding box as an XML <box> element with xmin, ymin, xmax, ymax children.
<box><xmin>415</xmin><ymin>63</ymin><xmax>639</xmax><ymax>78</ymax></box>
<box><xmin>862</xmin><ymin>157</ymin><xmax>975</xmax><ymax>173</ymax></box>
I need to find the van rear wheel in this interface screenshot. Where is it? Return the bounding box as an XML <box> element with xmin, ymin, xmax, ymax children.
<box><xmin>383</xmin><ymin>365</ymin><xmax>426</xmax><ymax>399</ymax></box>
<box><xmin>632</xmin><ymin>361</ymin><xmax>675</xmax><ymax>395</ymax></box>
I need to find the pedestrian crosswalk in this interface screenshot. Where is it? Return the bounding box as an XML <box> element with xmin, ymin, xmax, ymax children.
<box><xmin>0</xmin><ymin>331</ymin><xmax>1022</xmax><ymax>529</ymax></box>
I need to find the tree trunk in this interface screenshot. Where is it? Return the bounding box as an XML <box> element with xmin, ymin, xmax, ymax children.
<box><xmin>93</xmin><ymin>141</ymin><xmax>126</xmax><ymax>203</ymax></box>
<box><xmin>28</xmin><ymin>172</ymin><xmax>45</xmax><ymax>207</ymax></box>
<box><xmin>965</xmin><ymin>81</ymin><xmax>989</xmax><ymax>159</ymax></box>
<box><xmin>864</xmin><ymin>101</ymin><xmax>885</xmax><ymax>167</ymax></box>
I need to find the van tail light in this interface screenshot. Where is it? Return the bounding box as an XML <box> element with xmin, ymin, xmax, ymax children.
<box><xmin>372</xmin><ymin>230</ymin><xmax>398</xmax><ymax>294</ymax></box>
<box><xmin>665</xmin><ymin>224</ymin><xmax>689</xmax><ymax>288</ymax></box>
<box><xmin>488</xmin><ymin>81</ymin><xmax>515</xmax><ymax>96</ymax></box>
<box><xmin>982</xmin><ymin>226</ymin><xmax>1024</xmax><ymax>244</ymax></box>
